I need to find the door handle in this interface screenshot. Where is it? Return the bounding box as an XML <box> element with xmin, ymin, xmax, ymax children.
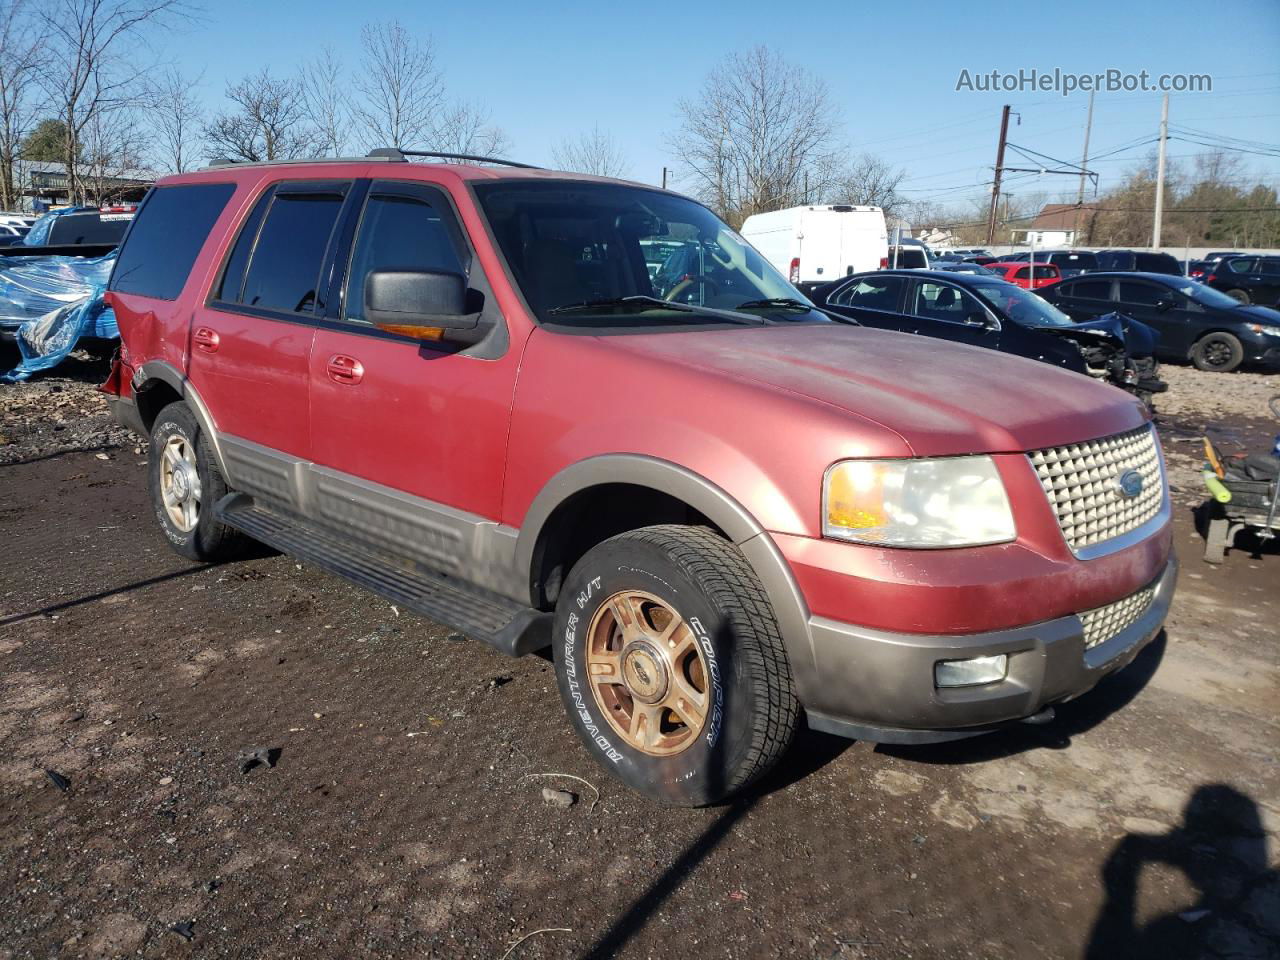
<box><xmin>326</xmin><ymin>354</ymin><xmax>364</xmax><ymax>385</ymax></box>
<box><xmin>193</xmin><ymin>326</ymin><xmax>220</xmax><ymax>353</ymax></box>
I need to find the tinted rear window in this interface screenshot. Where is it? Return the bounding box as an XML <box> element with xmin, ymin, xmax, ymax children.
<box><xmin>1096</xmin><ymin>251</ymin><xmax>1130</xmax><ymax>270</ymax></box>
<box><xmin>1048</xmin><ymin>252</ymin><xmax>1098</xmax><ymax>270</ymax></box>
<box><xmin>52</xmin><ymin>212</ymin><xmax>134</xmax><ymax>245</ymax></box>
<box><xmin>238</xmin><ymin>187</ymin><xmax>347</xmax><ymax>313</ymax></box>
<box><xmin>1135</xmin><ymin>252</ymin><xmax>1181</xmax><ymax>274</ymax></box>
<box><xmin>110</xmin><ymin>185</ymin><xmax>235</xmax><ymax>300</ymax></box>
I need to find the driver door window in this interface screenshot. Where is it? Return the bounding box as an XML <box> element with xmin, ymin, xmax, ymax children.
<box><xmin>1117</xmin><ymin>281</ymin><xmax>1164</xmax><ymax>307</ymax></box>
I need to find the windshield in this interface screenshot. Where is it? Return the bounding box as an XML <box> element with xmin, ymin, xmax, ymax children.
<box><xmin>970</xmin><ymin>280</ymin><xmax>1075</xmax><ymax>327</ymax></box>
<box><xmin>1181</xmin><ymin>280</ymin><xmax>1248</xmax><ymax>309</ymax></box>
<box><xmin>473</xmin><ymin>181</ymin><xmax>825</xmax><ymax>327</ymax></box>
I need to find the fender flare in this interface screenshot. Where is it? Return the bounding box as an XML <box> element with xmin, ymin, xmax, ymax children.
<box><xmin>515</xmin><ymin>454</ymin><xmax>819</xmax><ymax>685</ymax></box>
<box><xmin>135</xmin><ymin>360</ymin><xmax>228</xmax><ymax>476</ymax></box>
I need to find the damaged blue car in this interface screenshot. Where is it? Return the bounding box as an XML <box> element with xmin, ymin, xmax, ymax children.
<box><xmin>809</xmin><ymin>269</ymin><xmax>1167</xmax><ymax>408</ymax></box>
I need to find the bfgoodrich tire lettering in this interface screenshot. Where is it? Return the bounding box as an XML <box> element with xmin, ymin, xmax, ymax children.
<box><xmin>148</xmin><ymin>402</ymin><xmax>248</xmax><ymax>563</ymax></box>
<box><xmin>552</xmin><ymin>524</ymin><xmax>798</xmax><ymax>806</ymax></box>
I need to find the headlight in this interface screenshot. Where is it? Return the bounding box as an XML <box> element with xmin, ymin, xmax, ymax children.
<box><xmin>1246</xmin><ymin>323</ymin><xmax>1280</xmax><ymax>337</ymax></box>
<box><xmin>823</xmin><ymin>456</ymin><xmax>1016</xmax><ymax>547</ymax></box>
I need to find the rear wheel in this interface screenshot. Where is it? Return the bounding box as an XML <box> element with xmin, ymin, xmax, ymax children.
<box><xmin>552</xmin><ymin>524</ymin><xmax>798</xmax><ymax>806</ymax></box>
<box><xmin>148</xmin><ymin>402</ymin><xmax>249</xmax><ymax>562</ymax></box>
<box><xmin>1224</xmin><ymin>288</ymin><xmax>1251</xmax><ymax>304</ymax></box>
<box><xmin>1190</xmin><ymin>332</ymin><xmax>1244</xmax><ymax>372</ymax></box>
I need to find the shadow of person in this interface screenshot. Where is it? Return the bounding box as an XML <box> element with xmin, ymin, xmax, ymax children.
<box><xmin>1085</xmin><ymin>784</ymin><xmax>1279</xmax><ymax>960</ymax></box>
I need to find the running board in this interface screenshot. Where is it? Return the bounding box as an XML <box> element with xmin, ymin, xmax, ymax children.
<box><xmin>214</xmin><ymin>493</ymin><xmax>550</xmax><ymax>656</ymax></box>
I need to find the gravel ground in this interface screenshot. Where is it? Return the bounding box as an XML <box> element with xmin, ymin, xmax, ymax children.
<box><xmin>0</xmin><ymin>356</ymin><xmax>1277</xmax><ymax>959</ymax></box>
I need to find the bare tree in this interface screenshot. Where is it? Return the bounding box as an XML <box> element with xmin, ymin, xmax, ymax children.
<box><xmin>300</xmin><ymin>45</ymin><xmax>350</xmax><ymax>157</ymax></box>
<box><xmin>552</xmin><ymin>124</ymin><xmax>627</xmax><ymax>177</ymax></box>
<box><xmin>671</xmin><ymin>46</ymin><xmax>840</xmax><ymax>226</ymax></box>
<box><xmin>39</xmin><ymin>0</ymin><xmax>187</xmax><ymax>204</ymax></box>
<box><xmin>146</xmin><ymin>65</ymin><xmax>203</xmax><ymax>173</ymax></box>
<box><xmin>0</xmin><ymin>0</ymin><xmax>42</xmax><ymax>210</ymax></box>
<box><xmin>433</xmin><ymin>101</ymin><xmax>509</xmax><ymax>159</ymax></box>
<box><xmin>352</xmin><ymin>21</ymin><xmax>442</xmax><ymax>150</ymax></box>
<box><xmin>205</xmin><ymin>68</ymin><xmax>316</xmax><ymax>162</ymax></box>
<box><xmin>81</xmin><ymin>100</ymin><xmax>148</xmax><ymax>201</ymax></box>
<box><xmin>824</xmin><ymin>154</ymin><xmax>906</xmax><ymax>220</ymax></box>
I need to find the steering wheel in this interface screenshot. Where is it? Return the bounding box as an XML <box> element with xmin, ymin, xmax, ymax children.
<box><xmin>664</xmin><ymin>275</ymin><xmax>721</xmax><ymax>303</ymax></box>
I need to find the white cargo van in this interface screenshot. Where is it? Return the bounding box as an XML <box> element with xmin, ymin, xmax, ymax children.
<box><xmin>740</xmin><ymin>205</ymin><xmax>888</xmax><ymax>288</ymax></box>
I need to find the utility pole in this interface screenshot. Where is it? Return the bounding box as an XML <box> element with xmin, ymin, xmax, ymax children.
<box><xmin>985</xmin><ymin>105</ymin><xmax>1011</xmax><ymax>246</ymax></box>
<box><xmin>1152</xmin><ymin>94</ymin><xmax>1169</xmax><ymax>248</ymax></box>
<box><xmin>661</xmin><ymin>167</ymin><xmax>668</xmax><ymax>190</ymax></box>
<box><xmin>1073</xmin><ymin>90</ymin><xmax>1094</xmax><ymax>245</ymax></box>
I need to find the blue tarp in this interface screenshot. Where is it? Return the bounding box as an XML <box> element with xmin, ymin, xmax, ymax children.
<box><xmin>0</xmin><ymin>251</ymin><xmax>117</xmax><ymax>382</ymax></box>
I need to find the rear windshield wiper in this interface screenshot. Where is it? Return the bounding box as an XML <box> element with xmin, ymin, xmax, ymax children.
<box><xmin>546</xmin><ymin>296</ymin><xmax>762</xmax><ymax>324</ymax></box>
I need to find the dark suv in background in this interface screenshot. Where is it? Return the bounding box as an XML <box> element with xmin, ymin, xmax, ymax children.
<box><xmin>998</xmin><ymin>250</ymin><xmax>1100</xmax><ymax>278</ymax></box>
<box><xmin>1095</xmin><ymin>250</ymin><xmax>1183</xmax><ymax>276</ymax></box>
<box><xmin>1203</xmin><ymin>255</ymin><xmax>1280</xmax><ymax>306</ymax></box>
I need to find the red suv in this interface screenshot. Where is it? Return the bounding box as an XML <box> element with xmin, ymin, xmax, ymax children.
<box><xmin>102</xmin><ymin>152</ymin><xmax>1176</xmax><ymax>806</ymax></box>
<box><xmin>987</xmin><ymin>261</ymin><xmax>1062</xmax><ymax>290</ymax></box>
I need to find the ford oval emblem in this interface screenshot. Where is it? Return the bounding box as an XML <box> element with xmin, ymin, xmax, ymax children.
<box><xmin>1117</xmin><ymin>469</ymin><xmax>1144</xmax><ymax>499</ymax></box>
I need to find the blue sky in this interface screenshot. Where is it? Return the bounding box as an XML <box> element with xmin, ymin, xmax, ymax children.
<box><xmin>174</xmin><ymin>0</ymin><xmax>1279</xmax><ymax>211</ymax></box>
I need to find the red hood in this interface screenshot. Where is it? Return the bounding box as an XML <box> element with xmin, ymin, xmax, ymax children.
<box><xmin>603</xmin><ymin>324</ymin><xmax>1149</xmax><ymax>456</ymax></box>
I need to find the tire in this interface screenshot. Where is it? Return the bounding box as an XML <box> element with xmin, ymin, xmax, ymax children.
<box><xmin>1224</xmin><ymin>288</ymin><xmax>1250</xmax><ymax>304</ymax></box>
<box><xmin>552</xmin><ymin>524</ymin><xmax>798</xmax><ymax>806</ymax></box>
<box><xmin>148</xmin><ymin>402</ymin><xmax>248</xmax><ymax>562</ymax></box>
<box><xmin>1190</xmin><ymin>332</ymin><xmax>1245</xmax><ymax>373</ymax></box>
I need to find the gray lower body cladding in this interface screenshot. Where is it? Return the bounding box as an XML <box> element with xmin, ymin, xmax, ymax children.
<box><xmin>802</xmin><ymin>555</ymin><xmax>1178</xmax><ymax>743</ymax></box>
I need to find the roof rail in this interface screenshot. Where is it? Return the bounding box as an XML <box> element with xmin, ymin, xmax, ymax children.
<box><xmin>367</xmin><ymin>147</ymin><xmax>540</xmax><ymax>169</ymax></box>
<box><xmin>202</xmin><ymin>154</ymin><xmax>404</xmax><ymax>170</ymax></box>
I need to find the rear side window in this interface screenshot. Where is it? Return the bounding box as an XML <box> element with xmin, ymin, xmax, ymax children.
<box><xmin>1261</xmin><ymin>259</ymin><xmax>1280</xmax><ymax>276</ymax></box>
<box><xmin>237</xmin><ymin>185</ymin><xmax>348</xmax><ymax>314</ymax></box>
<box><xmin>1063</xmin><ymin>279</ymin><xmax>1112</xmax><ymax>300</ymax></box>
<box><xmin>215</xmin><ymin>187</ymin><xmax>275</xmax><ymax>302</ymax></box>
<box><xmin>1225</xmin><ymin>258</ymin><xmax>1257</xmax><ymax>273</ymax></box>
<box><xmin>831</xmin><ymin>276</ymin><xmax>905</xmax><ymax>311</ymax></box>
<box><xmin>110</xmin><ymin>184</ymin><xmax>235</xmax><ymax>300</ymax></box>
<box><xmin>344</xmin><ymin>188</ymin><xmax>468</xmax><ymax>324</ymax></box>
<box><xmin>1096</xmin><ymin>251</ymin><xmax>1129</xmax><ymax>271</ymax></box>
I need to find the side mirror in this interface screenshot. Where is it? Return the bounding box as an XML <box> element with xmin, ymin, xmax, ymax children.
<box><xmin>364</xmin><ymin>269</ymin><xmax>481</xmax><ymax>339</ymax></box>
<box><xmin>965</xmin><ymin>310</ymin><xmax>996</xmax><ymax>329</ymax></box>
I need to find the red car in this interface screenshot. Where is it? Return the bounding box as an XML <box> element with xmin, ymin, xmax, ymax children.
<box><xmin>987</xmin><ymin>260</ymin><xmax>1062</xmax><ymax>290</ymax></box>
<box><xmin>101</xmin><ymin>152</ymin><xmax>1176</xmax><ymax>806</ymax></box>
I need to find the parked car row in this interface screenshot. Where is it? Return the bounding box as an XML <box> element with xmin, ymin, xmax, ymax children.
<box><xmin>808</xmin><ymin>269</ymin><xmax>1166</xmax><ymax>405</ymax></box>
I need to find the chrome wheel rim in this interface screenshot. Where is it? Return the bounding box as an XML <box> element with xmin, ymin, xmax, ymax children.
<box><xmin>586</xmin><ymin>590</ymin><xmax>709</xmax><ymax>756</ymax></box>
<box><xmin>159</xmin><ymin>435</ymin><xmax>201</xmax><ymax>532</ymax></box>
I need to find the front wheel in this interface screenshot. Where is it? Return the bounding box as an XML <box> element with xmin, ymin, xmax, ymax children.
<box><xmin>1191</xmin><ymin>332</ymin><xmax>1245</xmax><ymax>372</ymax></box>
<box><xmin>1224</xmin><ymin>288</ymin><xmax>1251</xmax><ymax>304</ymax></box>
<box><xmin>148</xmin><ymin>402</ymin><xmax>249</xmax><ymax>562</ymax></box>
<box><xmin>552</xmin><ymin>525</ymin><xmax>798</xmax><ymax>806</ymax></box>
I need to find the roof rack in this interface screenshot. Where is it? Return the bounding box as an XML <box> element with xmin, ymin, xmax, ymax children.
<box><xmin>203</xmin><ymin>154</ymin><xmax>403</xmax><ymax>170</ymax></box>
<box><xmin>367</xmin><ymin>147</ymin><xmax>540</xmax><ymax>169</ymax></box>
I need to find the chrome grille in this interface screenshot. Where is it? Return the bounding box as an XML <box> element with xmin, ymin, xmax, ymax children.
<box><xmin>1029</xmin><ymin>425</ymin><xmax>1164</xmax><ymax>554</ymax></box>
<box><xmin>1079</xmin><ymin>583</ymin><xmax>1158</xmax><ymax>650</ymax></box>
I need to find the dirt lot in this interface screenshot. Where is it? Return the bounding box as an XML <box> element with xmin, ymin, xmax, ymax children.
<box><xmin>1</xmin><ymin>354</ymin><xmax>1277</xmax><ymax>959</ymax></box>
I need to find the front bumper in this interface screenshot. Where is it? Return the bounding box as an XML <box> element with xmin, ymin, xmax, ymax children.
<box><xmin>804</xmin><ymin>554</ymin><xmax>1178</xmax><ymax>744</ymax></box>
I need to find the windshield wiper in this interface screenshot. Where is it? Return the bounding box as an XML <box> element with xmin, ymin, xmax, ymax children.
<box><xmin>733</xmin><ymin>297</ymin><xmax>813</xmax><ymax>311</ymax></box>
<box><xmin>547</xmin><ymin>296</ymin><xmax>697</xmax><ymax>315</ymax></box>
<box><xmin>546</xmin><ymin>296</ymin><xmax>762</xmax><ymax>324</ymax></box>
